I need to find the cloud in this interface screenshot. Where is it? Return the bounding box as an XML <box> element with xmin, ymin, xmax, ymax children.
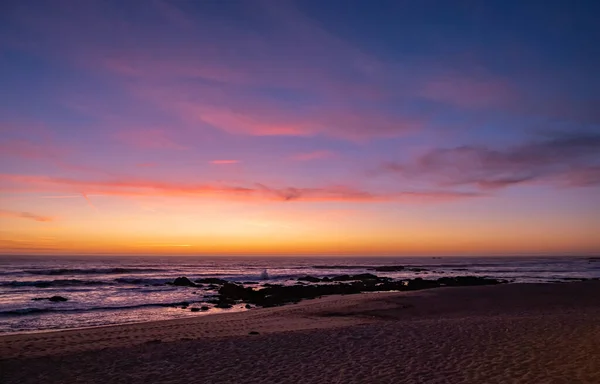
<box><xmin>114</xmin><ymin>129</ymin><xmax>186</xmax><ymax>150</ymax></box>
<box><xmin>5</xmin><ymin>0</ymin><xmax>425</xmax><ymax>140</ymax></box>
<box><xmin>0</xmin><ymin>139</ymin><xmax>64</xmax><ymax>160</ymax></box>
<box><xmin>377</xmin><ymin>132</ymin><xmax>600</xmax><ymax>189</ymax></box>
<box><xmin>0</xmin><ymin>209</ymin><xmax>54</xmax><ymax>222</ymax></box>
<box><xmin>209</xmin><ymin>160</ymin><xmax>240</xmax><ymax>165</ymax></box>
<box><xmin>418</xmin><ymin>73</ymin><xmax>516</xmax><ymax>109</ymax></box>
<box><xmin>290</xmin><ymin>150</ymin><xmax>335</xmax><ymax>161</ymax></box>
<box><xmin>0</xmin><ymin>173</ymin><xmax>480</xmax><ymax>203</ymax></box>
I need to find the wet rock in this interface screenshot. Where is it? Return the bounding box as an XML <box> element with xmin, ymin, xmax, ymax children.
<box><xmin>215</xmin><ymin>275</ymin><xmax>506</xmax><ymax>308</ymax></box>
<box><xmin>406</xmin><ymin>278</ymin><xmax>440</xmax><ymax>290</ymax></box>
<box><xmin>172</xmin><ymin>277</ymin><xmax>197</xmax><ymax>287</ymax></box>
<box><xmin>32</xmin><ymin>295</ymin><xmax>68</xmax><ymax>302</ymax></box>
<box><xmin>331</xmin><ymin>273</ymin><xmax>381</xmax><ymax>282</ymax></box>
<box><xmin>48</xmin><ymin>296</ymin><xmax>68</xmax><ymax>302</ymax></box>
<box><xmin>298</xmin><ymin>275</ymin><xmax>322</xmax><ymax>283</ymax></box>
<box><xmin>218</xmin><ymin>283</ymin><xmax>255</xmax><ymax>301</ymax></box>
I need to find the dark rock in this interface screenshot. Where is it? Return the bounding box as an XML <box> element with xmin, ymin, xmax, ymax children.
<box><xmin>200</xmin><ymin>306</ymin><xmax>210</xmax><ymax>311</ymax></box>
<box><xmin>298</xmin><ymin>275</ymin><xmax>322</xmax><ymax>283</ymax></box>
<box><xmin>215</xmin><ymin>275</ymin><xmax>506</xmax><ymax>308</ymax></box>
<box><xmin>331</xmin><ymin>274</ymin><xmax>351</xmax><ymax>281</ymax></box>
<box><xmin>218</xmin><ymin>283</ymin><xmax>255</xmax><ymax>301</ymax></box>
<box><xmin>195</xmin><ymin>278</ymin><xmax>228</xmax><ymax>285</ymax></box>
<box><xmin>49</xmin><ymin>296</ymin><xmax>68</xmax><ymax>302</ymax></box>
<box><xmin>243</xmin><ymin>281</ymin><xmax>259</xmax><ymax>285</ymax></box>
<box><xmin>245</xmin><ymin>304</ymin><xmax>252</xmax><ymax>309</ymax></box>
<box><xmin>331</xmin><ymin>273</ymin><xmax>380</xmax><ymax>282</ymax></box>
<box><xmin>190</xmin><ymin>307</ymin><xmax>201</xmax><ymax>312</ymax></box>
<box><xmin>215</xmin><ymin>302</ymin><xmax>233</xmax><ymax>309</ymax></box>
<box><xmin>32</xmin><ymin>296</ymin><xmax>69</xmax><ymax>302</ymax></box>
<box><xmin>172</xmin><ymin>277</ymin><xmax>197</xmax><ymax>287</ymax></box>
<box><xmin>248</xmin><ymin>331</ymin><xmax>260</xmax><ymax>335</ymax></box>
<box><xmin>406</xmin><ymin>277</ymin><xmax>439</xmax><ymax>290</ymax></box>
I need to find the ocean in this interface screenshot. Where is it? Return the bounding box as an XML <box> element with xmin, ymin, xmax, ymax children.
<box><xmin>1</xmin><ymin>255</ymin><xmax>598</xmax><ymax>334</ymax></box>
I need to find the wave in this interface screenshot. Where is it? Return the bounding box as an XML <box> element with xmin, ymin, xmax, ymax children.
<box><xmin>113</xmin><ymin>277</ymin><xmax>173</xmax><ymax>285</ymax></box>
<box><xmin>23</xmin><ymin>267</ymin><xmax>164</xmax><ymax>276</ymax></box>
<box><xmin>1</xmin><ymin>279</ymin><xmax>110</xmax><ymax>288</ymax></box>
<box><xmin>0</xmin><ymin>301</ymin><xmax>203</xmax><ymax>317</ymax></box>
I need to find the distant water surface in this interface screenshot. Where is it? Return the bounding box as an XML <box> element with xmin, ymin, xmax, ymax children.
<box><xmin>0</xmin><ymin>255</ymin><xmax>598</xmax><ymax>334</ymax></box>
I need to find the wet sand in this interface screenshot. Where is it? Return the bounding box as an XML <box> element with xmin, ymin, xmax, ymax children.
<box><xmin>1</xmin><ymin>281</ymin><xmax>599</xmax><ymax>383</ymax></box>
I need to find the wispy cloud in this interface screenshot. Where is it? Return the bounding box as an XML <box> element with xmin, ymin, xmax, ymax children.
<box><xmin>0</xmin><ymin>139</ymin><xmax>64</xmax><ymax>160</ymax></box>
<box><xmin>418</xmin><ymin>73</ymin><xmax>516</xmax><ymax>109</ymax></box>
<box><xmin>377</xmin><ymin>132</ymin><xmax>600</xmax><ymax>189</ymax></box>
<box><xmin>114</xmin><ymin>129</ymin><xmax>186</xmax><ymax>150</ymax></box>
<box><xmin>0</xmin><ymin>209</ymin><xmax>54</xmax><ymax>222</ymax></box>
<box><xmin>0</xmin><ymin>173</ymin><xmax>480</xmax><ymax>203</ymax></box>
<box><xmin>290</xmin><ymin>150</ymin><xmax>335</xmax><ymax>161</ymax></box>
<box><xmin>209</xmin><ymin>160</ymin><xmax>240</xmax><ymax>165</ymax></box>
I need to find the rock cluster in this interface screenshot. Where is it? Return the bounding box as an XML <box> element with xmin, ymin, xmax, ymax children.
<box><xmin>216</xmin><ymin>275</ymin><xmax>505</xmax><ymax>308</ymax></box>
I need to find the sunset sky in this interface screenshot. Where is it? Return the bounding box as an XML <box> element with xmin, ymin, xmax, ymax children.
<box><xmin>1</xmin><ymin>0</ymin><xmax>599</xmax><ymax>256</ymax></box>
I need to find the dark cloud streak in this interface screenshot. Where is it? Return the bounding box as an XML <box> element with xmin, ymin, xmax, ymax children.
<box><xmin>378</xmin><ymin>132</ymin><xmax>600</xmax><ymax>189</ymax></box>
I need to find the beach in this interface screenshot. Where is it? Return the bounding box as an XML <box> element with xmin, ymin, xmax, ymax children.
<box><xmin>1</xmin><ymin>281</ymin><xmax>599</xmax><ymax>383</ymax></box>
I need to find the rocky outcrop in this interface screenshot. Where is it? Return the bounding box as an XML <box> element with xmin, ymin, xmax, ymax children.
<box><xmin>217</xmin><ymin>276</ymin><xmax>506</xmax><ymax>308</ymax></box>
<box><xmin>171</xmin><ymin>277</ymin><xmax>197</xmax><ymax>287</ymax></box>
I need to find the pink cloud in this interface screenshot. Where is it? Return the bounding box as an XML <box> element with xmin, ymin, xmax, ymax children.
<box><xmin>0</xmin><ymin>173</ymin><xmax>481</xmax><ymax>203</ymax></box>
<box><xmin>114</xmin><ymin>129</ymin><xmax>186</xmax><ymax>150</ymax></box>
<box><xmin>141</xmin><ymin>88</ymin><xmax>422</xmax><ymax>139</ymax></box>
<box><xmin>0</xmin><ymin>209</ymin><xmax>54</xmax><ymax>222</ymax></box>
<box><xmin>0</xmin><ymin>139</ymin><xmax>64</xmax><ymax>160</ymax></box>
<box><xmin>210</xmin><ymin>160</ymin><xmax>240</xmax><ymax>165</ymax></box>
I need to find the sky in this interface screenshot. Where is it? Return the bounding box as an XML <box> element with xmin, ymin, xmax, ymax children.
<box><xmin>1</xmin><ymin>0</ymin><xmax>599</xmax><ymax>256</ymax></box>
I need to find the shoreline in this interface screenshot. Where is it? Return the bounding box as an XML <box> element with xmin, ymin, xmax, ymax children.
<box><xmin>2</xmin><ymin>281</ymin><xmax>600</xmax><ymax>383</ymax></box>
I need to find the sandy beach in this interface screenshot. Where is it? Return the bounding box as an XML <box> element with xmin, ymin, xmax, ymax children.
<box><xmin>1</xmin><ymin>281</ymin><xmax>599</xmax><ymax>383</ymax></box>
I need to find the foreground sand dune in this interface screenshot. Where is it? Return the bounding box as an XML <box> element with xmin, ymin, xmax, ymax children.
<box><xmin>1</xmin><ymin>281</ymin><xmax>599</xmax><ymax>383</ymax></box>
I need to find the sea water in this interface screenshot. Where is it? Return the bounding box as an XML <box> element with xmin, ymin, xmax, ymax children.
<box><xmin>0</xmin><ymin>255</ymin><xmax>598</xmax><ymax>333</ymax></box>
